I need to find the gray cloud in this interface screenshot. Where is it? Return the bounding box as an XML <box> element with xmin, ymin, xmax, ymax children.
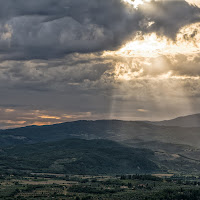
<box><xmin>141</xmin><ymin>0</ymin><xmax>200</xmax><ymax>38</ymax></box>
<box><xmin>0</xmin><ymin>56</ymin><xmax>115</xmax><ymax>93</ymax></box>
<box><xmin>0</xmin><ymin>0</ymin><xmax>199</xmax><ymax>60</ymax></box>
<box><xmin>0</xmin><ymin>0</ymin><xmax>200</xmax><ymax>128</ymax></box>
<box><xmin>0</xmin><ymin>106</ymin><xmax>94</xmax><ymax>129</ymax></box>
<box><xmin>1</xmin><ymin>53</ymin><xmax>200</xmax><ymax>95</ymax></box>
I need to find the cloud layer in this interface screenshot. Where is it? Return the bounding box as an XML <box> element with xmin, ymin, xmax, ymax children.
<box><xmin>0</xmin><ymin>0</ymin><xmax>199</xmax><ymax>60</ymax></box>
<box><xmin>0</xmin><ymin>0</ymin><xmax>200</xmax><ymax>128</ymax></box>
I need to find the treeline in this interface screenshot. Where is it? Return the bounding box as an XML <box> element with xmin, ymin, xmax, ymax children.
<box><xmin>120</xmin><ymin>174</ymin><xmax>162</xmax><ymax>181</ymax></box>
<box><xmin>68</xmin><ymin>185</ymin><xmax>123</xmax><ymax>194</ymax></box>
<box><xmin>148</xmin><ymin>188</ymin><xmax>200</xmax><ymax>200</ymax></box>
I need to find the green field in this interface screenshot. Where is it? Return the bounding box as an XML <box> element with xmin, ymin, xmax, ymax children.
<box><xmin>0</xmin><ymin>173</ymin><xmax>200</xmax><ymax>200</ymax></box>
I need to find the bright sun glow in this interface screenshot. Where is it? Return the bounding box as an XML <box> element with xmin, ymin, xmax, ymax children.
<box><xmin>123</xmin><ymin>0</ymin><xmax>200</xmax><ymax>9</ymax></box>
<box><xmin>185</xmin><ymin>0</ymin><xmax>200</xmax><ymax>7</ymax></box>
<box><xmin>104</xmin><ymin>23</ymin><xmax>200</xmax><ymax>58</ymax></box>
<box><xmin>103</xmin><ymin>23</ymin><xmax>200</xmax><ymax>81</ymax></box>
<box><xmin>122</xmin><ymin>0</ymin><xmax>151</xmax><ymax>8</ymax></box>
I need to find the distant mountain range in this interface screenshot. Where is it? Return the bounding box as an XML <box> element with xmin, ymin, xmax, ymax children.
<box><xmin>0</xmin><ymin>113</ymin><xmax>200</xmax><ymax>175</ymax></box>
<box><xmin>1</xmin><ymin>113</ymin><xmax>200</xmax><ymax>147</ymax></box>
<box><xmin>152</xmin><ymin>113</ymin><xmax>200</xmax><ymax>127</ymax></box>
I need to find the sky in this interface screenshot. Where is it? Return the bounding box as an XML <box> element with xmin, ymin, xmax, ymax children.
<box><xmin>0</xmin><ymin>0</ymin><xmax>200</xmax><ymax>129</ymax></box>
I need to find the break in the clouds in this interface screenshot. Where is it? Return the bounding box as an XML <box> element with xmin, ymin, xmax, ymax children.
<box><xmin>0</xmin><ymin>0</ymin><xmax>199</xmax><ymax>60</ymax></box>
<box><xmin>0</xmin><ymin>0</ymin><xmax>200</xmax><ymax>128</ymax></box>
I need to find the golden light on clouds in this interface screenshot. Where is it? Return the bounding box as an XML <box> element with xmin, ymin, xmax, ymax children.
<box><xmin>114</xmin><ymin>63</ymin><xmax>144</xmax><ymax>80</ymax></box>
<box><xmin>63</xmin><ymin>112</ymin><xmax>92</xmax><ymax>119</ymax></box>
<box><xmin>122</xmin><ymin>0</ymin><xmax>151</xmax><ymax>8</ymax></box>
<box><xmin>123</xmin><ymin>0</ymin><xmax>200</xmax><ymax>8</ymax></box>
<box><xmin>5</xmin><ymin>109</ymin><xmax>15</xmax><ymax>113</ymax></box>
<box><xmin>115</xmin><ymin>33</ymin><xmax>168</xmax><ymax>57</ymax></box>
<box><xmin>0</xmin><ymin>120</ymin><xmax>26</xmax><ymax>125</ymax></box>
<box><xmin>0</xmin><ymin>107</ymin><xmax>94</xmax><ymax>129</ymax></box>
<box><xmin>185</xmin><ymin>0</ymin><xmax>200</xmax><ymax>7</ymax></box>
<box><xmin>137</xmin><ymin>109</ymin><xmax>149</xmax><ymax>113</ymax></box>
<box><xmin>114</xmin><ymin>63</ymin><xmax>200</xmax><ymax>81</ymax></box>
<box><xmin>39</xmin><ymin>115</ymin><xmax>61</xmax><ymax>120</ymax></box>
<box><xmin>104</xmin><ymin>23</ymin><xmax>200</xmax><ymax>58</ymax></box>
<box><xmin>103</xmin><ymin>22</ymin><xmax>200</xmax><ymax>81</ymax></box>
<box><xmin>30</xmin><ymin>122</ymin><xmax>58</xmax><ymax>126</ymax></box>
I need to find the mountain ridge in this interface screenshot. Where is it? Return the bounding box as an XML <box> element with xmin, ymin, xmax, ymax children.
<box><xmin>0</xmin><ymin>116</ymin><xmax>200</xmax><ymax>147</ymax></box>
<box><xmin>151</xmin><ymin>113</ymin><xmax>200</xmax><ymax>127</ymax></box>
<box><xmin>1</xmin><ymin>112</ymin><xmax>200</xmax><ymax>131</ymax></box>
<box><xmin>1</xmin><ymin>114</ymin><xmax>200</xmax><ymax>174</ymax></box>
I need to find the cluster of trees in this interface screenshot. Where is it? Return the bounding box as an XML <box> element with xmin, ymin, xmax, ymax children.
<box><xmin>120</xmin><ymin>174</ymin><xmax>162</xmax><ymax>181</ymax></box>
<box><xmin>68</xmin><ymin>185</ymin><xmax>122</xmax><ymax>194</ymax></box>
<box><xmin>148</xmin><ymin>188</ymin><xmax>200</xmax><ymax>200</ymax></box>
<box><xmin>76</xmin><ymin>196</ymin><xmax>92</xmax><ymax>200</ymax></box>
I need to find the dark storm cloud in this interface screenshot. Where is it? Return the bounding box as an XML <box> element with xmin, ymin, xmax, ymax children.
<box><xmin>0</xmin><ymin>0</ymin><xmax>141</xmax><ymax>60</ymax></box>
<box><xmin>0</xmin><ymin>0</ymin><xmax>199</xmax><ymax>60</ymax></box>
<box><xmin>141</xmin><ymin>0</ymin><xmax>200</xmax><ymax>38</ymax></box>
<box><xmin>0</xmin><ymin>56</ymin><xmax>116</xmax><ymax>93</ymax></box>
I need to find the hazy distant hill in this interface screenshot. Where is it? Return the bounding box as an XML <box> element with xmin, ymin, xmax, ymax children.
<box><xmin>1</xmin><ymin>114</ymin><xmax>200</xmax><ymax>174</ymax></box>
<box><xmin>125</xmin><ymin>140</ymin><xmax>200</xmax><ymax>174</ymax></box>
<box><xmin>0</xmin><ymin>139</ymin><xmax>158</xmax><ymax>175</ymax></box>
<box><xmin>1</xmin><ymin>118</ymin><xmax>200</xmax><ymax>147</ymax></box>
<box><xmin>152</xmin><ymin>113</ymin><xmax>200</xmax><ymax>127</ymax></box>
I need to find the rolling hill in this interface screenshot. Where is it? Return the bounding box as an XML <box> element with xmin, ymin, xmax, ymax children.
<box><xmin>1</xmin><ymin>114</ymin><xmax>200</xmax><ymax>174</ymax></box>
<box><xmin>0</xmin><ymin>139</ymin><xmax>158</xmax><ymax>175</ymax></box>
<box><xmin>0</xmin><ymin>117</ymin><xmax>200</xmax><ymax>147</ymax></box>
<box><xmin>152</xmin><ymin>113</ymin><xmax>200</xmax><ymax>127</ymax></box>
